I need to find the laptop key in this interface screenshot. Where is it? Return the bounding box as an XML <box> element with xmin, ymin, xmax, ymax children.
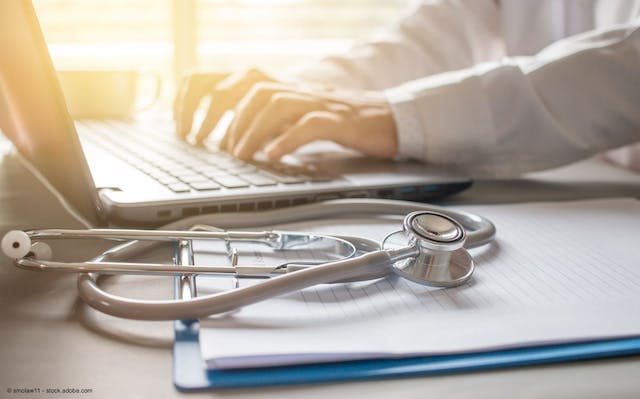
<box><xmin>138</xmin><ymin>164</ymin><xmax>160</xmax><ymax>175</ymax></box>
<box><xmin>168</xmin><ymin>183</ymin><xmax>191</xmax><ymax>193</ymax></box>
<box><xmin>172</xmin><ymin>168</ymin><xmax>199</xmax><ymax>177</ymax></box>
<box><xmin>179</xmin><ymin>174</ymin><xmax>210</xmax><ymax>183</ymax></box>
<box><xmin>158</xmin><ymin>175</ymin><xmax>180</xmax><ymax>185</ymax></box>
<box><xmin>239</xmin><ymin>173</ymin><xmax>277</xmax><ymax>186</ymax></box>
<box><xmin>227</xmin><ymin>164</ymin><xmax>257</xmax><ymax>175</ymax></box>
<box><xmin>201</xmin><ymin>169</ymin><xmax>230</xmax><ymax>178</ymax></box>
<box><xmin>186</xmin><ymin>161</ymin><xmax>213</xmax><ymax>171</ymax></box>
<box><xmin>190</xmin><ymin>181</ymin><xmax>221</xmax><ymax>191</ymax></box>
<box><xmin>148</xmin><ymin>169</ymin><xmax>171</xmax><ymax>179</ymax></box>
<box><xmin>213</xmin><ymin>176</ymin><xmax>250</xmax><ymax>188</ymax></box>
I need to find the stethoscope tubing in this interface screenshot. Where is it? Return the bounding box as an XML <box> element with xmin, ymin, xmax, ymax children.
<box><xmin>78</xmin><ymin>248</ymin><xmax>403</xmax><ymax>320</ymax></box>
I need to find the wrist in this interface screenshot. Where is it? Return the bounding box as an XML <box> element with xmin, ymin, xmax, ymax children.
<box><xmin>384</xmin><ymin>87</ymin><xmax>426</xmax><ymax>161</ymax></box>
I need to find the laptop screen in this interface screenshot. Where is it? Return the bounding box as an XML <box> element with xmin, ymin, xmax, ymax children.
<box><xmin>0</xmin><ymin>1</ymin><xmax>104</xmax><ymax>226</ymax></box>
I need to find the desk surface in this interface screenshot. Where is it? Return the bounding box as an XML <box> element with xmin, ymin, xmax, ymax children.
<box><xmin>1</xmin><ymin>147</ymin><xmax>639</xmax><ymax>399</ymax></box>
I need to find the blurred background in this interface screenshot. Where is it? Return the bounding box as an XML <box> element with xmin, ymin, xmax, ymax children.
<box><xmin>33</xmin><ymin>0</ymin><xmax>412</xmax><ymax>104</ymax></box>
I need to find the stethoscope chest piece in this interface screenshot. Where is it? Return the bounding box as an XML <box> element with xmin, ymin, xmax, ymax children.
<box><xmin>382</xmin><ymin>211</ymin><xmax>474</xmax><ymax>288</ymax></box>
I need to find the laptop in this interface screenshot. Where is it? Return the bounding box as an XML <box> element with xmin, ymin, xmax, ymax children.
<box><xmin>0</xmin><ymin>1</ymin><xmax>471</xmax><ymax>227</ymax></box>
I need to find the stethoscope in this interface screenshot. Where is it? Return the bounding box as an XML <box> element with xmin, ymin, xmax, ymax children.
<box><xmin>1</xmin><ymin>200</ymin><xmax>496</xmax><ymax>320</ymax></box>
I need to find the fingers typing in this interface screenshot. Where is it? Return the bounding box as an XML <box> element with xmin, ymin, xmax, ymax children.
<box><xmin>174</xmin><ymin>69</ymin><xmax>274</xmax><ymax>144</ymax></box>
<box><xmin>232</xmin><ymin>92</ymin><xmax>318</xmax><ymax>160</ymax></box>
<box><xmin>264</xmin><ymin>111</ymin><xmax>341</xmax><ymax>160</ymax></box>
<box><xmin>174</xmin><ymin>70</ymin><xmax>398</xmax><ymax>161</ymax></box>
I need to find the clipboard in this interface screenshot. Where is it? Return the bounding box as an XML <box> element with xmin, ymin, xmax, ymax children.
<box><xmin>172</xmin><ymin>266</ymin><xmax>640</xmax><ymax>390</ymax></box>
<box><xmin>170</xmin><ymin>199</ymin><xmax>640</xmax><ymax>391</ymax></box>
<box><xmin>173</xmin><ymin>314</ymin><xmax>640</xmax><ymax>391</ymax></box>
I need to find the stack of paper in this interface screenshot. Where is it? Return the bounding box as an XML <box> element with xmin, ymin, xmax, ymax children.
<box><xmin>192</xmin><ymin>198</ymin><xmax>640</xmax><ymax>370</ymax></box>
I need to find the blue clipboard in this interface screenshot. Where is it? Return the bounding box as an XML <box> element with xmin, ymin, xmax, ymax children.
<box><xmin>171</xmin><ymin>237</ymin><xmax>640</xmax><ymax>392</ymax></box>
<box><xmin>173</xmin><ymin>316</ymin><xmax>640</xmax><ymax>391</ymax></box>
<box><xmin>173</xmin><ymin>317</ymin><xmax>640</xmax><ymax>391</ymax></box>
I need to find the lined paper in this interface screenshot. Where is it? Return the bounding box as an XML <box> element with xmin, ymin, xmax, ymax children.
<box><xmin>193</xmin><ymin>198</ymin><xmax>640</xmax><ymax>369</ymax></box>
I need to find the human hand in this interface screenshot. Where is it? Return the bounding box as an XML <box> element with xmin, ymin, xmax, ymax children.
<box><xmin>174</xmin><ymin>68</ymin><xmax>398</xmax><ymax>161</ymax></box>
<box><xmin>174</xmin><ymin>69</ymin><xmax>275</xmax><ymax>143</ymax></box>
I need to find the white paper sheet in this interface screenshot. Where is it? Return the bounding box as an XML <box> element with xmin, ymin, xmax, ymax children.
<box><xmin>193</xmin><ymin>198</ymin><xmax>640</xmax><ymax>369</ymax></box>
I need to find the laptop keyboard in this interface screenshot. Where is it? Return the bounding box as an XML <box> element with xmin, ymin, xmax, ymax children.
<box><xmin>76</xmin><ymin>120</ymin><xmax>332</xmax><ymax>194</ymax></box>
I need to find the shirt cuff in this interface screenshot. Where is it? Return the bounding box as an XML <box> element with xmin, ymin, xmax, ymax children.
<box><xmin>385</xmin><ymin>65</ymin><xmax>498</xmax><ymax>174</ymax></box>
<box><xmin>384</xmin><ymin>87</ymin><xmax>427</xmax><ymax>161</ymax></box>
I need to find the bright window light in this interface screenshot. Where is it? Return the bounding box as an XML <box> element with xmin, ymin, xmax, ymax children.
<box><xmin>32</xmin><ymin>0</ymin><xmax>411</xmax><ymax>101</ymax></box>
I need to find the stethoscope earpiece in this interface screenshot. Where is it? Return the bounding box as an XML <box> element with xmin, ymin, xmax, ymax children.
<box><xmin>2</xmin><ymin>230</ymin><xmax>32</xmax><ymax>260</ymax></box>
<box><xmin>30</xmin><ymin>242</ymin><xmax>53</xmax><ymax>261</ymax></box>
<box><xmin>1</xmin><ymin>230</ymin><xmax>53</xmax><ymax>261</ymax></box>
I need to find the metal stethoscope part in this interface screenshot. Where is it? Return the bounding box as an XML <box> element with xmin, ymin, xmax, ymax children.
<box><xmin>2</xmin><ymin>201</ymin><xmax>495</xmax><ymax>320</ymax></box>
<box><xmin>2</xmin><ymin>228</ymin><xmax>358</xmax><ymax>277</ymax></box>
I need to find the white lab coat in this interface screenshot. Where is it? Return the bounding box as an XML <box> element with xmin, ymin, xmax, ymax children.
<box><xmin>288</xmin><ymin>0</ymin><xmax>640</xmax><ymax>176</ymax></box>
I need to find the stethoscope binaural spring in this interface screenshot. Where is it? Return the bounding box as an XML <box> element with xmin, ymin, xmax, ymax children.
<box><xmin>1</xmin><ymin>200</ymin><xmax>496</xmax><ymax>320</ymax></box>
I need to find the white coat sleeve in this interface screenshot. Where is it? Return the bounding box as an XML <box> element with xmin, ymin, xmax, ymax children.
<box><xmin>387</xmin><ymin>22</ymin><xmax>640</xmax><ymax>176</ymax></box>
<box><xmin>283</xmin><ymin>0</ymin><xmax>503</xmax><ymax>91</ymax></box>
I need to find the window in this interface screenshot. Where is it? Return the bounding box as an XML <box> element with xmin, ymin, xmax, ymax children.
<box><xmin>196</xmin><ymin>0</ymin><xmax>412</xmax><ymax>72</ymax></box>
<box><xmin>33</xmin><ymin>0</ymin><xmax>173</xmax><ymax>99</ymax></box>
<box><xmin>33</xmin><ymin>0</ymin><xmax>411</xmax><ymax>101</ymax></box>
